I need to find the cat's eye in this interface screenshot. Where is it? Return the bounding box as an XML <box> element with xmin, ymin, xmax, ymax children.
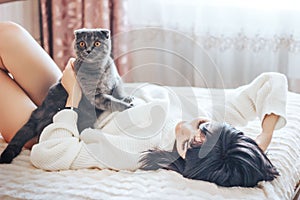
<box><xmin>94</xmin><ymin>41</ymin><xmax>101</xmax><ymax>47</ymax></box>
<box><xmin>79</xmin><ymin>42</ymin><xmax>85</xmax><ymax>47</ymax></box>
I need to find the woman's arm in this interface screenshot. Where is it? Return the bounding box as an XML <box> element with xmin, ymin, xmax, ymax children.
<box><xmin>222</xmin><ymin>73</ymin><xmax>287</xmax><ymax>151</ymax></box>
<box><xmin>61</xmin><ymin>58</ymin><xmax>82</xmax><ymax>108</ymax></box>
<box><xmin>30</xmin><ymin>109</ymin><xmax>82</xmax><ymax>170</ymax></box>
<box><xmin>255</xmin><ymin>113</ymin><xmax>279</xmax><ymax>152</ymax></box>
<box><xmin>30</xmin><ymin>58</ymin><xmax>91</xmax><ymax>170</ymax></box>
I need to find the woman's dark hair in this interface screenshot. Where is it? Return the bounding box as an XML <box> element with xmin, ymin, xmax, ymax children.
<box><xmin>139</xmin><ymin>123</ymin><xmax>279</xmax><ymax>187</ymax></box>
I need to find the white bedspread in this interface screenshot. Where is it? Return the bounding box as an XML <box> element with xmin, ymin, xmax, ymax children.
<box><xmin>0</xmin><ymin>86</ymin><xmax>299</xmax><ymax>200</ymax></box>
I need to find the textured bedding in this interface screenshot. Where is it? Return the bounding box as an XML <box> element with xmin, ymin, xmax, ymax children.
<box><xmin>0</xmin><ymin>85</ymin><xmax>299</xmax><ymax>200</ymax></box>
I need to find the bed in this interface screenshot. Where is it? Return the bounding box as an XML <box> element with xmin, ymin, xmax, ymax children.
<box><xmin>0</xmin><ymin>84</ymin><xmax>299</xmax><ymax>200</ymax></box>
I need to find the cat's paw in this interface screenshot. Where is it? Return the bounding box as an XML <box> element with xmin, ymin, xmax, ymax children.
<box><xmin>123</xmin><ymin>96</ymin><xmax>134</xmax><ymax>104</ymax></box>
<box><xmin>0</xmin><ymin>149</ymin><xmax>14</xmax><ymax>164</ymax></box>
<box><xmin>111</xmin><ymin>102</ymin><xmax>133</xmax><ymax>112</ymax></box>
<box><xmin>126</xmin><ymin>102</ymin><xmax>134</xmax><ymax>109</ymax></box>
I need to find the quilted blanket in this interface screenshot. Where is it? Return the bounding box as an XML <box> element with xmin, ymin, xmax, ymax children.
<box><xmin>0</xmin><ymin>86</ymin><xmax>299</xmax><ymax>200</ymax></box>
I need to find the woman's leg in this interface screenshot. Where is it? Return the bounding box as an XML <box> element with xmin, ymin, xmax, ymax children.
<box><xmin>0</xmin><ymin>70</ymin><xmax>37</xmax><ymax>148</ymax></box>
<box><xmin>0</xmin><ymin>21</ymin><xmax>61</xmax><ymax>105</ymax></box>
<box><xmin>0</xmin><ymin>22</ymin><xmax>62</xmax><ymax>147</ymax></box>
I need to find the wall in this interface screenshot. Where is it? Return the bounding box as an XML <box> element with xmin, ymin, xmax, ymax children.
<box><xmin>0</xmin><ymin>0</ymin><xmax>40</xmax><ymax>43</ymax></box>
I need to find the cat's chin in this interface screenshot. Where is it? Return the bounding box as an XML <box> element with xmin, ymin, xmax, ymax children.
<box><xmin>81</xmin><ymin>58</ymin><xmax>103</xmax><ymax>63</ymax></box>
<box><xmin>79</xmin><ymin>58</ymin><xmax>94</xmax><ymax>63</ymax></box>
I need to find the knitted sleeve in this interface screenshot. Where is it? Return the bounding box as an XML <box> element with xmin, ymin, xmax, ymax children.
<box><xmin>219</xmin><ymin>72</ymin><xmax>288</xmax><ymax>129</ymax></box>
<box><xmin>30</xmin><ymin>109</ymin><xmax>97</xmax><ymax>170</ymax></box>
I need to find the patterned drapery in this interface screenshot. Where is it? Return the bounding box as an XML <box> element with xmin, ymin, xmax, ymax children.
<box><xmin>124</xmin><ymin>0</ymin><xmax>300</xmax><ymax>93</ymax></box>
<box><xmin>40</xmin><ymin>0</ymin><xmax>129</xmax><ymax>73</ymax></box>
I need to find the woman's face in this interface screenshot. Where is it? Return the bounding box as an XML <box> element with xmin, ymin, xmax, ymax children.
<box><xmin>175</xmin><ymin>117</ymin><xmax>219</xmax><ymax>158</ymax></box>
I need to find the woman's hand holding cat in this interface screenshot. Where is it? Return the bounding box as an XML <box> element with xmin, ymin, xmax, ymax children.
<box><xmin>62</xmin><ymin>58</ymin><xmax>82</xmax><ymax>108</ymax></box>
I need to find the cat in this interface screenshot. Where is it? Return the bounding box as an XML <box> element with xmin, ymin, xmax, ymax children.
<box><xmin>0</xmin><ymin>28</ymin><xmax>133</xmax><ymax>164</ymax></box>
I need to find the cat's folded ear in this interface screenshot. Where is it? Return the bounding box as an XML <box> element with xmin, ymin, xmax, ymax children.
<box><xmin>101</xmin><ymin>29</ymin><xmax>110</xmax><ymax>39</ymax></box>
<box><xmin>74</xmin><ymin>28</ymin><xmax>85</xmax><ymax>38</ymax></box>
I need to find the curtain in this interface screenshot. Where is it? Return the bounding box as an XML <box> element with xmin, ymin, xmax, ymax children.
<box><xmin>40</xmin><ymin>0</ymin><xmax>300</xmax><ymax>93</ymax></box>
<box><xmin>40</xmin><ymin>0</ymin><xmax>129</xmax><ymax>73</ymax></box>
<box><xmin>122</xmin><ymin>0</ymin><xmax>300</xmax><ymax>93</ymax></box>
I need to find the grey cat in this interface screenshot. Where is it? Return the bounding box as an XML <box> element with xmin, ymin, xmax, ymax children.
<box><xmin>0</xmin><ymin>28</ymin><xmax>133</xmax><ymax>163</ymax></box>
<box><xmin>74</xmin><ymin>28</ymin><xmax>133</xmax><ymax>111</ymax></box>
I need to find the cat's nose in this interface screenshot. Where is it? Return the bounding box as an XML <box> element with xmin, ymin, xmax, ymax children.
<box><xmin>87</xmin><ymin>50</ymin><xmax>91</xmax><ymax>54</ymax></box>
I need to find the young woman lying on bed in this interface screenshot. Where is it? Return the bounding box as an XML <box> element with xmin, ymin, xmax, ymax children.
<box><xmin>0</xmin><ymin>22</ymin><xmax>287</xmax><ymax>188</ymax></box>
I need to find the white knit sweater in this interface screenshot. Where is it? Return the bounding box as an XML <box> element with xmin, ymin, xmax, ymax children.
<box><xmin>30</xmin><ymin>72</ymin><xmax>288</xmax><ymax>171</ymax></box>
